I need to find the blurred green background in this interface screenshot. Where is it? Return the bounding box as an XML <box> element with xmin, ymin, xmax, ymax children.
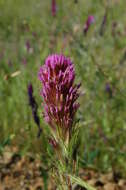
<box><xmin>0</xmin><ymin>0</ymin><xmax>126</xmax><ymax>175</ymax></box>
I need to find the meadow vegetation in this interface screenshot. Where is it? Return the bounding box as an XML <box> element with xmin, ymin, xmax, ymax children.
<box><xmin>0</xmin><ymin>0</ymin><xmax>126</xmax><ymax>177</ymax></box>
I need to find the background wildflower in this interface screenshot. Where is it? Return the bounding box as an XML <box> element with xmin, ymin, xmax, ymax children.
<box><xmin>25</xmin><ymin>40</ymin><xmax>31</xmax><ymax>53</ymax></box>
<box><xmin>99</xmin><ymin>11</ymin><xmax>107</xmax><ymax>36</ymax></box>
<box><xmin>28</xmin><ymin>83</ymin><xmax>42</xmax><ymax>137</ymax></box>
<box><xmin>51</xmin><ymin>0</ymin><xmax>56</xmax><ymax>17</ymax></box>
<box><xmin>83</xmin><ymin>15</ymin><xmax>95</xmax><ymax>34</ymax></box>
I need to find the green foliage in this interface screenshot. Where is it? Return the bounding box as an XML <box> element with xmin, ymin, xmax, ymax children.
<box><xmin>68</xmin><ymin>174</ymin><xmax>96</xmax><ymax>190</ymax></box>
<box><xmin>0</xmin><ymin>134</ymin><xmax>15</xmax><ymax>154</ymax></box>
<box><xmin>0</xmin><ymin>0</ymin><xmax>126</xmax><ymax>177</ymax></box>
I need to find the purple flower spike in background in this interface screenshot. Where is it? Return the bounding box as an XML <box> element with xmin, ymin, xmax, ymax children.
<box><xmin>83</xmin><ymin>15</ymin><xmax>95</xmax><ymax>34</ymax></box>
<box><xmin>51</xmin><ymin>0</ymin><xmax>56</xmax><ymax>16</ymax></box>
<box><xmin>25</xmin><ymin>40</ymin><xmax>31</xmax><ymax>52</ymax></box>
<box><xmin>28</xmin><ymin>83</ymin><xmax>42</xmax><ymax>137</ymax></box>
<box><xmin>38</xmin><ymin>54</ymin><xmax>80</xmax><ymax>138</ymax></box>
<box><xmin>99</xmin><ymin>11</ymin><xmax>107</xmax><ymax>36</ymax></box>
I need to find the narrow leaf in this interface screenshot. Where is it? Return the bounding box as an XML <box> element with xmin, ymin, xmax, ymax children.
<box><xmin>68</xmin><ymin>174</ymin><xmax>96</xmax><ymax>190</ymax></box>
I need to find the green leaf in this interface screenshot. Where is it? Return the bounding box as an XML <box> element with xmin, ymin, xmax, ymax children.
<box><xmin>68</xmin><ymin>174</ymin><xmax>96</xmax><ymax>190</ymax></box>
<box><xmin>2</xmin><ymin>134</ymin><xmax>15</xmax><ymax>146</ymax></box>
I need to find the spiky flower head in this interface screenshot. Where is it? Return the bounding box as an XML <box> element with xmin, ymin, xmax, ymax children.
<box><xmin>38</xmin><ymin>54</ymin><xmax>80</xmax><ymax>135</ymax></box>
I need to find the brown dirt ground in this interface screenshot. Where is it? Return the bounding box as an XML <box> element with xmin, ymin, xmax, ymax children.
<box><xmin>0</xmin><ymin>147</ymin><xmax>126</xmax><ymax>190</ymax></box>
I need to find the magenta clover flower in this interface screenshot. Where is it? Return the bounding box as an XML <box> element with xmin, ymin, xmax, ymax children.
<box><xmin>84</xmin><ymin>15</ymin><xmax>95</xmax><ymax>34</ymax></box>
<box><xmin>38</xmin><ymin>54</ymin><xmax>80</xmax><ymax>133</ymax></box>
<box><xmin>51</xmin><ymin>0</ymin><xmax>56</xmax><ymax>17</ymax></box>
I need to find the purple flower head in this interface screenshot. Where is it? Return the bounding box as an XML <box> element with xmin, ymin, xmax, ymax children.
<box><xmin>28</xmin><ymin>83</ymin><xmax>33</xmax><ymax>105</ymax></box>
<box><xmin>51</xmin><ymin>0</ymin><xmax>57</xmax><ymax>17</ymax></box>
<box><xmin>83</xmin><ymin>15</ymin><xmax>95</xmax><ymax>34</ymax></box>
<box><xmin>28</xmin><ymin>83</ymin><xmax>33</xmax><ymax>93</ymax></box>
<box><xmin>38</xmin><ymin>54</ymin><xmax>80</xmax><ymax>131</ymax></box>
